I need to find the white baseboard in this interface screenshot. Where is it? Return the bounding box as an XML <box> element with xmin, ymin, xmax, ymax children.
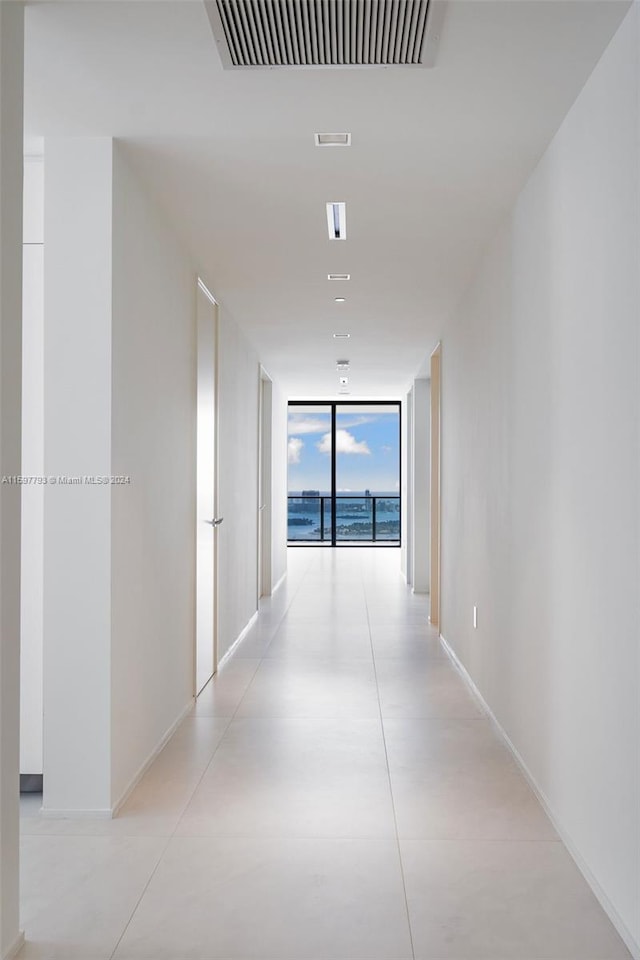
<box><xmin>3</xmin><ymin>931</ymin><xmax>24</xmax><ymax>960</ymax></box>
<box><xmin>42</xmin><ymin>698</ymin><xmax>195</xmax><ymax>820</ymax></box>
<box><xmin>271</xmin><ymin>571</ymin><xmax>286</xmax><ymax>595</ymax></box>
<box><xmin>439</xmin><ymin>632</ymin><xmax>640</xmax><ymax>960</ymax></box>
<box><xmin>217</xmin><ymin>611</ymin><xmax>259</xmax><ymax>671</ymax></box>
<box><xmin>111</xmin><ymin>698</ymin><xmax>195</xmax><ymax>817</ymax></box>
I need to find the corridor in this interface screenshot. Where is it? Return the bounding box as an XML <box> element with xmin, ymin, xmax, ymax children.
<box><xmin>19</xmin><ymin>548</ymin><xmax>629</xmax><ymax>960</ymax></box>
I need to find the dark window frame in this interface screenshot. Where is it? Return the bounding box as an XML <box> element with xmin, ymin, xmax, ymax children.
<box><xmin>287</xmin><ymin>400</ymin><xmax>402</xmax><ymax>548</ymax></box>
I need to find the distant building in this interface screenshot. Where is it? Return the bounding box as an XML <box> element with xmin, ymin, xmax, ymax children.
<box><xmin>302</xmin><ymin>489</ymin><xmax>320</xmax><ymax>497</ymax></box>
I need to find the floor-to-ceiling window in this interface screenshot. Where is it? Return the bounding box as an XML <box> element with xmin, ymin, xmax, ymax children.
<box><xmin>287</xmin><ymin>402</ymin><xmax>401</xmax><ymax>546</ymax></box>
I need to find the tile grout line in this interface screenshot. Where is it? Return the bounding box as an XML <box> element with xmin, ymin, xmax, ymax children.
<box><xmin>225</xmin><ymin>548</ymin><xmax>317</xmax><ymax>708</ymax></box>
<box><xmin>106</xmin><ymin>713</ymin><xmax>236</xmax><ymax>960</ymax></box>
<box><xmin>107</xmin><ymin>551</ymin><xmax>316</xmax><ymax>959</ymax></box>
<box><xmin>363</xmin><ymin>572</ymin><xmax>417</xmax><ymax>960</ymax></box>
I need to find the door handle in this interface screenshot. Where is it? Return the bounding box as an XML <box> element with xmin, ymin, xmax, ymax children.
<box><xmin>206</xmin><ymin>517</ymin><xmax>224</xmax><ymax>526</ymax></box>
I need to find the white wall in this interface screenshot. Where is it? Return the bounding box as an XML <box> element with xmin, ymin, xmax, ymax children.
<box><xmin>21</xmin><ymin>155</ymin><xmax>44</xmax><ymax>777</ymax></box>
<box><xmin>440</xmin><ymin>6</ymin><xmax>639</xmax><ymax>952</ymax></box>
<box><xmin>216</xmin><ymin>307</ymin><xmax>260</xmax><ymax>659</ymax></box>
<box><xmin>41</xmin><ymin>134</ymin><xmax>280</xmax><ymax>811</ymax></box>
<box><xmin>403</xmin><ymin>382</ymin><xmax>430</xmax><ymax>591</ymax></box>
<box><xmin>0</xmin><ymin>4</ymin><xmax>24</xmax><ymax>955</ymax></box>
<box><xmin>110</xmin><ymin>144</ymin><xmax>196</xmax><ymax>807</ymax></box>
<box><xmin>411</xmin><ymin>378</ymin><xmax>430</xmax><ymax>594</ymax></box>
<box><xmin>43</xmin><ymin>139</ymin><xmax>197</xmax><ymax>814</ymax></box>
<box><xmin>43</xmin><ymin>138</ymin><xmax>113</xmax><ymax>814</ymax></box>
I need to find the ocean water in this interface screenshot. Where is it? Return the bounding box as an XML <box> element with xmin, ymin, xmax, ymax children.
<box><xmin>288</xmin><ymin>493</ymin><xmax>400</xmax><ymax>541</ymax></box>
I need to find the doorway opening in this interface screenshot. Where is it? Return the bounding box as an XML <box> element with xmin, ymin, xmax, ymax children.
<box><xmin>287</xmin><ymin>401</ymin><xmax>401</xmax><ymax>546</ymax></box>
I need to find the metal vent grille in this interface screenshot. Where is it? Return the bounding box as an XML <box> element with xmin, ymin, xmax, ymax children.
<box><xmin>207</xmin><ymin>0</ymin><xmax>435</xmax><ymax>69</ymax></box>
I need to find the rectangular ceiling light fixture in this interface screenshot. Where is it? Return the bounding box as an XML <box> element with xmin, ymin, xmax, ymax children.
<box><xmin>326</xmin><ymin>202</ymin><xmax>347</xmax><ymax>240</ymax></box>
<box><xmin>336</xmin><ymin>360</ymin><xmax>350</xmax><ymax>371</ymax></box>
<box><xmin>315</xmin><ymin>133</ymin><xmax>351</xmax><ymax>147</ymax></box>
<box><xmin>328</xmin><ymin>273</ymin><xmax>351</xmax><ymax>281</ymax></box>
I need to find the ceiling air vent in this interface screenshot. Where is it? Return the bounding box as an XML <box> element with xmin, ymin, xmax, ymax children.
<box><xmin>206</xmin><ymin>0</ymin><xmax>440</xmax><ymax>70</ymax></box>
<box><xmin>315</xmin><ymin>132</ymin><xmax>351</xmax><ymax>147</ymax></box>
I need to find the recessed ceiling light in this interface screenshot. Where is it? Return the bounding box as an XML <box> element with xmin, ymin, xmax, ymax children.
<box><xmin>315</xmin><ymin>132</ymin><xmax>351</xmax><ymax>147</ymax></box>
<box><xmin>333</xmin><ymin>333</ymin><xmax>350</xmax><ymax>339</ymax></box>
<box><xmin>326</xmin><ymin>202</ymin><xmax>347</xmax><ymax>240</ymax></box>
<box><xmin>328</xmin><ymin>273</ymin><xmax>350</xmax><ymax>281</ymax></box>
<box><xmin>334</xmin><ymin>297</ymin><xmax>346</xmax><ymax>303</ymax></box>
<box><xmin>339</xmin><ymin>376</ymin><xmax>349</xmax><ymax>385</ymax></box>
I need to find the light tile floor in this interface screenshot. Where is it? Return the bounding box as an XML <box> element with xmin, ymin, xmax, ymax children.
<box><xmin>19</xmin><ymin>548</ymin><xmax>631</xmax><ymax>959</ymax></box>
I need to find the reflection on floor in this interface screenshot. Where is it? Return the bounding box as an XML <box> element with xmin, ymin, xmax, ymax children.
<box><xmin>19</xmin><ymin>548</ymin><xmax>630</xmax><ymax>959</ymax></box>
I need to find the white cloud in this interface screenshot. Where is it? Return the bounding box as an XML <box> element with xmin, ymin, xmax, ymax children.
<box><xmin>287</xmin><ymin>416</ymin><xmax>330</xmax><ymax>435</ymax></box>
<box><xmin>288</xmin><ymin>437</ymin><xmax>304</xmax><ymax>464</ymax></box>
<box><xmin>338</xmin><ymin>415</ymin><xmax>377</xmax><ymax>429</ymax></box>
<box><xmin>287</xmin><ymin>414</ymin><xmax>377</xmax><ymax>435</ymax></box>
<box><xmin>317</xmin><ymin>429</ymin><xmax>371</xmax><ymax>456</ymax></box>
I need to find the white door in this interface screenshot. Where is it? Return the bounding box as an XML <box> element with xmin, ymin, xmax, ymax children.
<box><xmin>196</xmin><ymin>282</ymin><xmax>217</xmax><ymax>694</ymax></box>
<box><xmin>257</xmin><ymin>373</ymin><xmax>263</xmax><ymax>600</ymax></box>
<box><xmin>258</xmin><ymin>373</ymin><xmax>272</xmax><ymax>599</ymax></box>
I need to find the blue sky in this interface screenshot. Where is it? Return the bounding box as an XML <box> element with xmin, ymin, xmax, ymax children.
<box><xmin>288</xmin><ymin>407</ymin><xmax>400</xmax><ymax>493</ymax></box>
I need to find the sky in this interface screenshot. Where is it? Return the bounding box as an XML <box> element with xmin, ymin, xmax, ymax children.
<box><xmin>287</xmin><ymin>407</ymin><xmax>400</xmax><ymax>494</ymax></box>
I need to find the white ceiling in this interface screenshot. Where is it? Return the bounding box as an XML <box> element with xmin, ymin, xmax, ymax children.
<box><xmin>24</xmin><ymin>0</ymin><xmax>630</xmax><ymax>397</ymax></box>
